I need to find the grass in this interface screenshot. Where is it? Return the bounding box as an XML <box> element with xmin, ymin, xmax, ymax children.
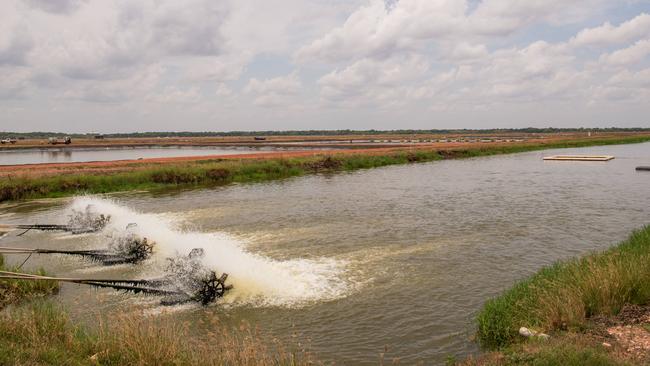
<box><xmin>2</xmin><ymin>135</ymin><xmax>650</xmax><ymax>202</ymax></box>
<box><xmin>0</xmin><ymin>301</ymin><xmax>314</xmax><ymax>365</ymax></box>
<box><xmin>476</xmin><ymin>225</ymin><xmax>650</xmax><ymax>350</ymax></box>
<box><xmin>0</xmin><ymin>254</ymin><xmax>59</xmax><ymax>309</ymax></box>
<box><xmin>0</xmin><ymin>256</ymin><xmax>313</xmax><ymax>365</ymax></box>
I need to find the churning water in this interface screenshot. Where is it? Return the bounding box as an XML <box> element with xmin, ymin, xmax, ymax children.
<box><xmin>68</xmin><ymin>197</ymin><xmax>350</xmax><ymax>307</ymax></box>
<box><xmin>2</xmin><ymin>142</ymin><xmax>650</xmax><ymax>364</ymax></box>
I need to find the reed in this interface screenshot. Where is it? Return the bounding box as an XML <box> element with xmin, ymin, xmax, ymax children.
<box><xmin>1</xmin><ymin>135</ymin><xmax>650</xmax><ymax>202</ymax></box>
<box><xmin>476</xmin><ymin>225</ymin><xmax>650</xmax><ymax>350</ymax></box>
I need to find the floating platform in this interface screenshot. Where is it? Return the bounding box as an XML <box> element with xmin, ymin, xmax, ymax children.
<box><xmin>543</xmin><ymin>155</ymin><xmax>615</xmax><ymax>161</ymax></box>
<box><xmin>636</xmin><ymin>166</ymin><xmax>650</xmax><ymax>171</ymax></box>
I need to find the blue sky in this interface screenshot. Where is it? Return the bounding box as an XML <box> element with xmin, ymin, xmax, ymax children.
<box><xmin>1</xmin><ymin>0</ymin><xmax>649</xmax><ymax>132</ymax></box>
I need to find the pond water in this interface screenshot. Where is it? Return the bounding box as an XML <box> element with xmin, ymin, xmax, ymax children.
<box><xmin>0</xmin><ymin>145</ymin><xmax>324</xmax><ymax>165</ymax></box>
<box><xmin>1</xmin><ymin>142</ymin><xmax>650</xmax><ymax>364</ymax></box>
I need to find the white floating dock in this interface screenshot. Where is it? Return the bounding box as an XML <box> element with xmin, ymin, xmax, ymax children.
<box><xmin>543</xmin><ymin>155</ymin><xmax>615</xmax><ymax>161</ymax></box>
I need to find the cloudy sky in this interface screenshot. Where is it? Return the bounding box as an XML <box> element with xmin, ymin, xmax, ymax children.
<box><xmin>1</xmin><ymin>0</ymin><xmax>649</xmax><ymax>132</ymax></box>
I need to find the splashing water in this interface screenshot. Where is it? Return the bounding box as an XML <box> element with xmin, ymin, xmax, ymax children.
<box><xmin>67</xmin><ymin>197</ymin><xmax>351</xmax><ymax>307</ymax></box>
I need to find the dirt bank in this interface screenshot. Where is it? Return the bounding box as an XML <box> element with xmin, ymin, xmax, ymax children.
<box><xmin>0</xmin><ymin>141</ymin><xmax>485</xmax><ymax>178</ymax></box>
<box><xmin>2</xmin><ymin>133</ymin><xmax>649</xmax><ymax>178</ymax></box>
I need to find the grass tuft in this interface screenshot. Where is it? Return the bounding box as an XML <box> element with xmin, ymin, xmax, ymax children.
<box><xmin>477</xmin><ymin>225</ymin><xmax>650</xmax><ymax>350</ymax></box>
<box><xmin>0</xmin><ymin>301</ymin><xmax>315</xmax><ymax>365</ymax></box>
<box><xmin>0</xmin><ymin>254</ymin><xmax>59</xmax><ymax>309</ymax></box>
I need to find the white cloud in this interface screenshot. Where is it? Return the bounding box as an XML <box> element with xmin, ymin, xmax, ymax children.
<box><xmin>295</xmin><ymin>0</ymin><xmax>614</xmax><ymax>64</ymax></box>
<box><xmin>0</xmin><ymin>0</ymin><xmax>649</xmax><ymax>131</ymax></box>
<box><xmin>318</xmin><ymin>54</ymin><xmax>429</xmax><ymax>106</ymax></box>
<box><xmin>215</xmin><ymin>83</ymin><xmax>233</xmax><ymax>98</ymax></box>
<box><xmin>245</xmin><ymin>72</ymin><xmax>303</xmax><ymax>108</ymax></box>
<box><xmin>60</xmin><ymin>63</ymin><xmax>165</xmax><ymax>103</ymax></box>
<box><xmin>151</xmin><ymin>0</ymin><xmax>229</xmax><ymax>56</ymax></box>
<box><xmin>411</xmin><ymin>41</ymin><xmax>584</xmax><ymax>108</ymax></box>
<box><xmin>146</xmin><ymin>86</ymin><xmax>201</xmax><ymax>104</ymax></box>
<box><xmin>295</xmin><ymin>0</ymin><xmax>467</xmax><ymax>63</ymax></box>
<box><xmin>26</xmin><ymin>0</ymin><xmax>87</xmax><ymax>14</ymax></box>
<box><xmin>0</xmin><ymin>0</ymin><xmax>364</xmax><ymax>104</ymax></box>
<box><xmin>571</xmin><ymin>13</ymin><xmax>650</xmax><ymax>46</ymax></box>
<box><xmin>448</xmin><ymin>42</ymin><xmax>489</xmax><ymax>61</ymax></box>
<box><xmin>0</xmin><ymin>2</ymin><xmax>34</xmax><ymax>66</ymax></box>
<box><xmin>0</xmin><ymin>66</ymin><xmax>32</xmax><ymax>99</ymax></box>
<box><xmin>599</xmin><ymin>39</ymin><xmax>650</xmax><ymax>66</ymax></box>
<box><xmin>470</xmin><ymin>0</ymin><xmax>610</xmax><ymax>30</ymax></box>
<box><xmin>590</xmin><ymin>67</ymin><xmax>650</xmax><ymax>104</ymax></box>
<box><xmin>607</xmin><ymin>68</ymin><xmax>650</xmax><ymax>88</ymax></box>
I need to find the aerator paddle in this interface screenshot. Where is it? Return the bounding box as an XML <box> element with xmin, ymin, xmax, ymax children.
<box><xmin>0</xmin><ymin>270</ymin><xmax>182</xmax><ymax>297</ymax></box>
<box><xmin>0</xmin><ymin>269</ymin><xmax>232</xmax><ymax>306</ymax></box>
<box><xmin>0</xmin><ymin>205</ymin><xmax>112</xmax><ymax>236</ymax></box>
<box><xmin>0</xmin><ymin>236</ymin><xmax>155</xmax><ymax>266</ymax></box>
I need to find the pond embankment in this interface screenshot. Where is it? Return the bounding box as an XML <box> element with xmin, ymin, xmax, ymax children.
<box><xmin>468</xmin><ymin>225</ymin><xmax>650</xmax><ymax>365</ymax></box>
<box><xmin>2</xmin><ymin>134</ymin><xmax>650</xmax><ymax>202</ymax></box>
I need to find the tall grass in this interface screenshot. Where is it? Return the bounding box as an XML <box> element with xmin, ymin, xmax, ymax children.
<box><xmin>0</xmin><ymin>301</ymin><xmax>314</xmax><ymax>365</ymax></box>
<box><xmin>476</xmin><ymin>225</ymin><xmax>650</xmax><ymax>350</ymax></box>
<box><xmin>0</xmin><ymin>254</ymin><xmax>59</xmax><ymax>308</ymax></box>
<box><xmin>2</xmin><ymin>135</ymin><xmax>650</xmax><ymax>202</ymax></box>
<box><xmin>0</xmin><ymin>258</ymin><xmax>311</xmax><ymax>364</ymax></box>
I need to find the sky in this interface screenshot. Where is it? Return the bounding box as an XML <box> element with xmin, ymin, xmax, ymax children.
<box><xmin>1</xmin><ymin>0</ymin><xmax>649</xmax><ymax>133</ymax></box>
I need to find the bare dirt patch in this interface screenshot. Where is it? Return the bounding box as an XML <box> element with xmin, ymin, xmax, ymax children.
<box><xmin>590</xmin><ymin>305</ymin><xmax>650</xmax><ymax>363</ymax></box>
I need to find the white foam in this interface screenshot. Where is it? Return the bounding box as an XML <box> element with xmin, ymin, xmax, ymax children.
<box><xmin>67</xmin><ymin>196</ymin><xmax>351</xmax><ymax>307</ymax></box>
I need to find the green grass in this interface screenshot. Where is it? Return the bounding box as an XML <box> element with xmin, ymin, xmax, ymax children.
<box><xmin>2</xmin><ymin>135</ymin><xmax>650</xmax><ymax>202</ymax></box>
<box><xmin>0</xmin><ymin>258</ymin><xmax>312</xmax><ymax>365</ymax></box>
<box><xmin>0</xmin><ymin>252</ymin><xmax>313</xmax><ymax>365</ymax></box>
<box><xmin>0</xmin><ymin>254</ymin><xmax>59</xmax><ymax>308</ymax></box>
<box><xmin>0</xmin><ymin>300</ymin><xmax>315</xmax><ymax>365</ymax></box>
<box><xmin>476</xmin><ymin>225</ymin><xmax>650</xmax><ymax>350</ymax></box>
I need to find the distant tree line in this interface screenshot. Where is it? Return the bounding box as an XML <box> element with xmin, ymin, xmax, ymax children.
<box><xmin>2</xmin><ymin>127</ymin><xmax>649</xmax><ymax>139</ymax></box>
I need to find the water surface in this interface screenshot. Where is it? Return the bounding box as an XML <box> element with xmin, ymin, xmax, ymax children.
<box><xmin>2</xmin><ymin>142</ymin><xmax>650</xmax><ymax>364</ymax></box>
<box><xmin>0</xmin><ymin>145</ymin><xmax>323</xmax><ymax>165</ymax></box>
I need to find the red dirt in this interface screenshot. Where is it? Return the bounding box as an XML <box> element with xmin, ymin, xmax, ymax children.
<box><xmin>0</xmin><ymin>145</ymin><xmax>426</xmax><ymax>177</ymax></box>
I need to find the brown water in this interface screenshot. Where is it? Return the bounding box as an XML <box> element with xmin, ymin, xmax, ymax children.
<box><xmin>2</xmin><ymin>142</ymin><xmax>650</xmax><ymax>364</ymax></box>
